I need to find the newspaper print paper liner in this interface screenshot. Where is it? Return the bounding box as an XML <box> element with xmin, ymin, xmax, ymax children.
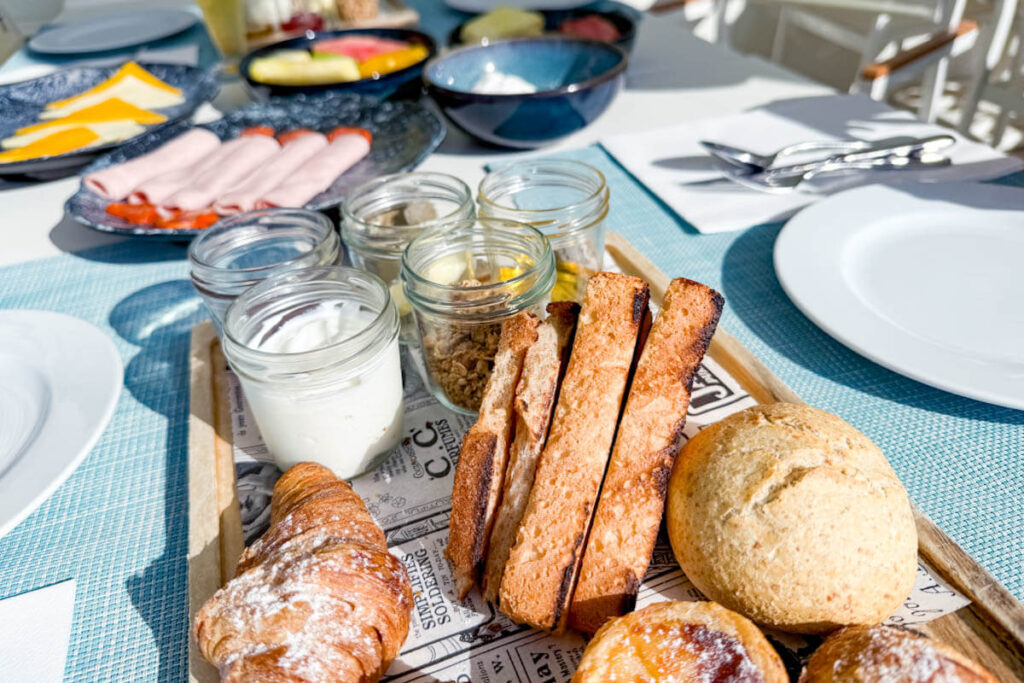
<box><xmin>223</xmin><ymin>255</ymin><xmax>970</xmax><ymax>682</ymax></box>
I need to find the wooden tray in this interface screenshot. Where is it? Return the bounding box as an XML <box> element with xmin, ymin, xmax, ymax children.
<box><xmin>187</xmin><ymin>231</ymin><xmax>1024</xmax><ymax>683</ymax></box>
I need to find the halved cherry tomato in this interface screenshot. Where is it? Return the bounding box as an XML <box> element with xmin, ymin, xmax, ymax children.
<box><xmin>106</xmin><ymin>202</ymin><xmax>159</xmax><ymax>225</ymax></box>
<box><xmin>240</xmin><ymin>126</ymin><xmax>275</xmax><ymax>137</ymax></box>
<box><xmin>157</xmin><ymin>210</ymin><xmax>220</xmax><ymax>230</ymax></box>
<box><xmin>327</xmin><ymin>126</ymin><xmax>372</xmax><ymax>145</ymax></box>
<box><xmin>277</xmin><ymin>128</ymin><xmax>317</xmax><ymax>145</ymax></box>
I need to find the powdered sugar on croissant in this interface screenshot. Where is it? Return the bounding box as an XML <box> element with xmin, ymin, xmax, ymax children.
<box><xmin>195</xmin><ymin>463</ymin><xmax>413</xmax><ymax>682</ymax></box>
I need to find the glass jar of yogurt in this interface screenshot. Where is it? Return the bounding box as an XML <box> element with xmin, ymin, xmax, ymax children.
<box><xmin>188</xmin><ymin>208</ymin><xmax>340</xmax><ymax>334</ymax></box>
<box><xmin>402</xmin><ymin>218</ymin><xmax>556</xmax><ymax>414</ymax></box>
<box><xmin>342</xmin><ymin>172</ymin><xmax>475</xmax><ymax>345</ymax></box>
<box><xmin>221</xmin><ymin>266</ymin><xmax>402</xmax><ymax>478</ymax></box>
<box><xmin>477</xmin><ymin>159</ymin><xmax>609</xmax><ymax>303</ymax></box>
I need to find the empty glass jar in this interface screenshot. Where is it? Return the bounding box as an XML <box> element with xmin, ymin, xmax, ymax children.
<box><xmin>401</xmin><ymin>217</ymin><xmax>556</xmax><ymax>414</ymax></box>
<box><xmin>342</xmin><ymin>172</ymin><xmax>474</xmax><ymax>344</ymax></box>
<box><xmin>188</xmin><ymin>208</ymin><xmax>340</xmax><ymax>333</ymax></box>
<box><xmin>477</xmin><ymin>159</ymin><xmax>609</xmax><ymax>303</ymax></box>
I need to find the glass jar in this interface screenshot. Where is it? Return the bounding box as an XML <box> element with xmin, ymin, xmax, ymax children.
<box><xmin>189</xmin><ymin>208</ymin><xmax>340</xmax><ymax>334</ymax></box>
<box><xmin>221</xmin><ymin>266</ymin><xmax>402</xmax><ymax>478</ymax></box>
<box><xmin>477</xmin><ymin>159</ymin><xmax>609</xmax><ymax>303</ymax></box>
<box><xmin>401</xmin><ymin>218</ymin><xmax>556</xmax><ymax>414</ymax></box>
<box><xmin>342</xmin><ymin>172</ymin><xmax>475</xmax><ymax>345</ymax></box>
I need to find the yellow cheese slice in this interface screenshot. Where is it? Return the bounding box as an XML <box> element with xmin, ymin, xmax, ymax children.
<box><xmin>0</xmin><ymin>127</ymin><xmax>100</xmax><ymax>163</ymax></box>
<box><xmin>46</xmin><ymin>62</ymin><xmax>181</xmax><ymax>109</ymax></box>
<box><xmin>17</xmin><ymin>97</ymin><xmax>165</xmax><ymax>135</ymax></box>
<box><xmin>3</xmin><ymin>120</ymin><xmax>146</xmax><ymax>150</ymax></box>
<box><xmin>42</xmin><ymin>62</ymin><xmax>185</xmax><ymax>119</ymax></box>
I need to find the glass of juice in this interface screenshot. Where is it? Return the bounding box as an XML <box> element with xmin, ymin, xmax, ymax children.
<box><xmin>197</xmin><ymin>0</ymin><xmax>248</xmax><ymax>71</ymax></box>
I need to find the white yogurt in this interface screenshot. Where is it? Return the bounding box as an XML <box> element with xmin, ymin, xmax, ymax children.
<box><xmin>471</xmin><ymin>70</ymin><xmax>538</xmax><ymax>95</ymax></box>
<box><xmin>237</xmin><ymin>302</ymin><xmax>404</xmax><ymax>478</ymax></box>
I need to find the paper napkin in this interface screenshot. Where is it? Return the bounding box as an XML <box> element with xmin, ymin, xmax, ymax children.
<box><xmin>0</xmin><ymin>580</ymin><xmax>76</xmax><ymax>683</ymax></box>
<box><xmin>601</xmin><ymin>94</ymin><xmax>1023</xmax><ymax>233</ymax></box>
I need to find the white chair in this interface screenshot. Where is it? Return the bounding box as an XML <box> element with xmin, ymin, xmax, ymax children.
<box><xmin>711</xmin><ymin>0</ymin><xmax>979</xmax><ymax>122</ymax></box>
<box><xmin>958</xmin><ymin>0</ymin><xmax>1023</xmax><ymax>146</ymax></box>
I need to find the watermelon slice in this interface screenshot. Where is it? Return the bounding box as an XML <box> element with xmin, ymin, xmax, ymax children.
<box><xmin>313</xmin><ymin>36</ymin><xmax>409</xmax><ymax>61</ymax></box>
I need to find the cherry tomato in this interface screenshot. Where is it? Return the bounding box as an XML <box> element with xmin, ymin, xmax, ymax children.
<box><xmin>328</xmin><ymin>126</ymin><xmax>372</xmax><ymax>145</ymax></box>
<box><xmin>240</xmin><ymin>126</ymin><xmax>275</xmax><ymax>137</ymax></box>
<box><xmin>106</xmin><ymin>202</ymin><xmax>159</xmax><ymax>225</ymax></box>
<box><xmin>157</xmin><ymin>210</ymin><xmax>220</xmax><ymax>230</ymax></box>
<box><xmin>277</xmin><ymin>128</ymin><xmax>317</xmax><ymax>145</ymax></box>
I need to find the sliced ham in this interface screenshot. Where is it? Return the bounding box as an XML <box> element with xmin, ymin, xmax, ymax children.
<box><xmin>257</xmin><ymin>134</ymin><xmax>370</xmax><ymax>209</ymax></box>
<box><xmin>159</xmin><ymin>135</ymin><xmax>280</xmax><ymax>212</ymax></box>
<box><xmin>83</xmin><ymin>128</ymin><xmax>221</xmax><ymax>201</ymax></box>
<box><xmin>130</xmin><ymin>138</ymin><xmax>232</xmax><ymax>206</ymax></box>
<box><xmin>213</xmin><ymin>132</ymin><xmax>328</xmax><ymax>215</ymax></box>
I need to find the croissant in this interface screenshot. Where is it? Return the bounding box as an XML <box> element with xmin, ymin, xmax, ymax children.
<box><xmin>195</xmin><ymin>462</ymin><xmax>413</xmax><ymax>682</ymax></box>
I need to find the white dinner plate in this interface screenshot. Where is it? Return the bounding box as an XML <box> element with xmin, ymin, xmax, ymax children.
<box><xmin>445</xmin><ymin>0</ymin><xmax>591</xmax><ymax>13</ymax></box>
<box><xmin>0</xmin><ymin>311</ymin><xmax>122</xmax><ymax>538</ymax></box>
<box><xmin>774</xmin><ymin>183</ymin><xmax>1024</xmax><ymax>410</ymax></box>
<box><xmin>28</xmin><ymin>9</ymin><xmax>198</xmax><ymax>55</ymax></box>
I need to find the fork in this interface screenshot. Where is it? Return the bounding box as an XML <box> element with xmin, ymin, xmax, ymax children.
<box><xmin>721</xmin><ymin>154</ymin><xmax>952</xmax><ymax>193</ymax></box>
<box><xmin>700</xmin><ymin>138</ymin><xmax>877</xmax><ymax>173</ymax></box>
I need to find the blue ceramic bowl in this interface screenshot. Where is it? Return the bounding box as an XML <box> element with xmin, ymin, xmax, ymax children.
<box><xmin>241</xmin><ymin>28</ymin><xmax>435</xmax><ymax>100</ymax></box>
<box><xmin>424</xmin><ymin>37</ymin><xmax>626</xmax><ymax>149</ymax></box>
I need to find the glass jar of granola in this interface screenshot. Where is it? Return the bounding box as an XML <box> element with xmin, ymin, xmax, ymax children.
<box><xmin>401</xmin><ymin>217</ymin><xmax>556</xmax><ymax>414</ymax></box>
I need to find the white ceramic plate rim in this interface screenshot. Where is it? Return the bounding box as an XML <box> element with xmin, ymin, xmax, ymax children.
<box><xmin>774</xmin><ymin>182</ymin><xmax>1024</xmax><ymax>410</ymax></box>
<box><xmin>0</xmin><ymin>311</ymin><xmax>122</xmax><ymax>539</ymax></box>
<box><xmin>445</xmin><ymin>0</ymin><xmax>591</xmax><ymax>13</ymax></box>
<box><xmin>28</xmin><ymin>9</ymin><xmax>198</xmax><ymax>55</ymax></box>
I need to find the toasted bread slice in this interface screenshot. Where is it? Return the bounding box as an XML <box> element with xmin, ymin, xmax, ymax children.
<box><xmin>481</xmin><ymin>302</ymin><xmax>580</xmax><ymax>602</ymax></box>
<box><xmin>569</xmin><ymin>277</ymin><xmax>723</xmax><ymax>633</ymax></box>
<box><xmin>446</xmin><ymin>312</ymin><xmax>540</xmax><ymax>598</ymax></box>
<box><xmin>499</xmin><ymin>273</ymin><xmax>649</xmax><ymax>631</ymax></box>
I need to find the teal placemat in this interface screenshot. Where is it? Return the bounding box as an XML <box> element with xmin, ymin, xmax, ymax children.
<box><xmin>0</xmin><ymin>242</ymin><xmax>199</xmax><ymax>682</ymax></box>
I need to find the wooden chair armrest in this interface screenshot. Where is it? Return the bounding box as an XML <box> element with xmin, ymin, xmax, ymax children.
<box><xmin>860</xmin><ymin>19</ymin><xmax>978</xmax><ymax>80</ymax></box>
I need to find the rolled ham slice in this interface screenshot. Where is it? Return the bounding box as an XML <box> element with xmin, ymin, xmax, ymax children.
<box><xmin>160</xmin><ymin>135</ymin><xmax>280</xmax><ymax>213</ymax></box>
<box><xmin>257</xmin><ymin>134</ymin><xmax>370</xmax><ymax>209</ymax></box>
<box><xmin>130</xmin><ymin>139</ymin><xmax>229</xmax><ymax>206</ymax></box>
<box><xmin>213</xmin><ymin>132</ymin><xmax>328</xmax><ymax>215</ymax></box>
<box><xmin>83</xmin><ymin>128</ymin><xmax>221</xmax><ymax>201</ymax></box>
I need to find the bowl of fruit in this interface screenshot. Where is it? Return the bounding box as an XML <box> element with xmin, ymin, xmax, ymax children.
<box><xmin>241</xmin><ymin>28</ymin><xmax>436</xmax><ymax>100</ymax></box>
<box><xmin>448</xmin><ymin>2</ymin><xmax>639</xmax><ymax>56</ymax></box>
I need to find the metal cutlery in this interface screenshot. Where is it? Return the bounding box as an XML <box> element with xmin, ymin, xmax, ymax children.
<box><xmin>700</xmin><ymin>134</ymin><xmax>956</xmax><ymax>175</ymax></box>
<box><xmin>700</xmin><ymin>138</ymin><xmax>876</xmax><ymax>173</ymax></box>
<box><xmin>720</xmin><ymin>153</ymin><xmax>953</xmax><ymax>193</ymax></box>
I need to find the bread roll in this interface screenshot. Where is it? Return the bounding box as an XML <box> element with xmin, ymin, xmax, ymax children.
<box><xmin>572</xmin><ymin>601</ymin><xmax>788</xmax><ymax>683</ymax></box>
<box><xmin>801</xmin><ymin>625</ymin><xmax>996</xmax><ymax>682</ymax></box>
<box><xmin>666</xmin><ymin>403</ymin><xmax>917</xmax><ymax>633</ymax></box>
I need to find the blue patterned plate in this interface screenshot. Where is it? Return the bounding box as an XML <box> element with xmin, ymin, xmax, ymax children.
<box><xmin>66</xmin><ymin>93</ymin><xmax>447</xmax><ymax>239</ymax></box>
<box><xmin>0</xmin><ymin>63</ymin><xmax>219</xmax><ymax>177</ymax></box>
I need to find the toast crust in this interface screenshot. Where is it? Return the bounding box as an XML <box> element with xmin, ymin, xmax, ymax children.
<box><xmin>499</xmin><ymin>273</ymin><xmax>649</xmax><ymax>631</ymax></box>
<box><xmin>481</xmin><ymin>303</ymin><xmax>579</xmax><ymax>602</ymax></box>
<box><xmin>446</xmin><ymin>312</ymin><xmax>540</xmax><ymax>598</ymax></box>
<box><xmin>569</xmin><ymin>277</ymin><xmax>724</xmax><ymax>633</ymax></box>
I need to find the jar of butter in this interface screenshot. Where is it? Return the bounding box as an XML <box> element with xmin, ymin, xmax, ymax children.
<box><xmin>342</xmin><ymin>172</ymin><xmax>474</xmax><ymax>345</ymax></box>
<box><xmin>189</xmin><ymin>208</ymin><xmax>340</xmax><ymax>334</ymax></box>
<box><xmin>221</xmin><ymin>266</ymin><xmax>402</xmax><ymax>478</ymax></box>
<box><xmin>477</xmin><ymin>159</ymin><xmax>608</xmax><ymax>303</ymax></box>
<box><xmin>401</xmin><ymin>218</ymin><xmax>556</xmax><ymax>414</ymax></box>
